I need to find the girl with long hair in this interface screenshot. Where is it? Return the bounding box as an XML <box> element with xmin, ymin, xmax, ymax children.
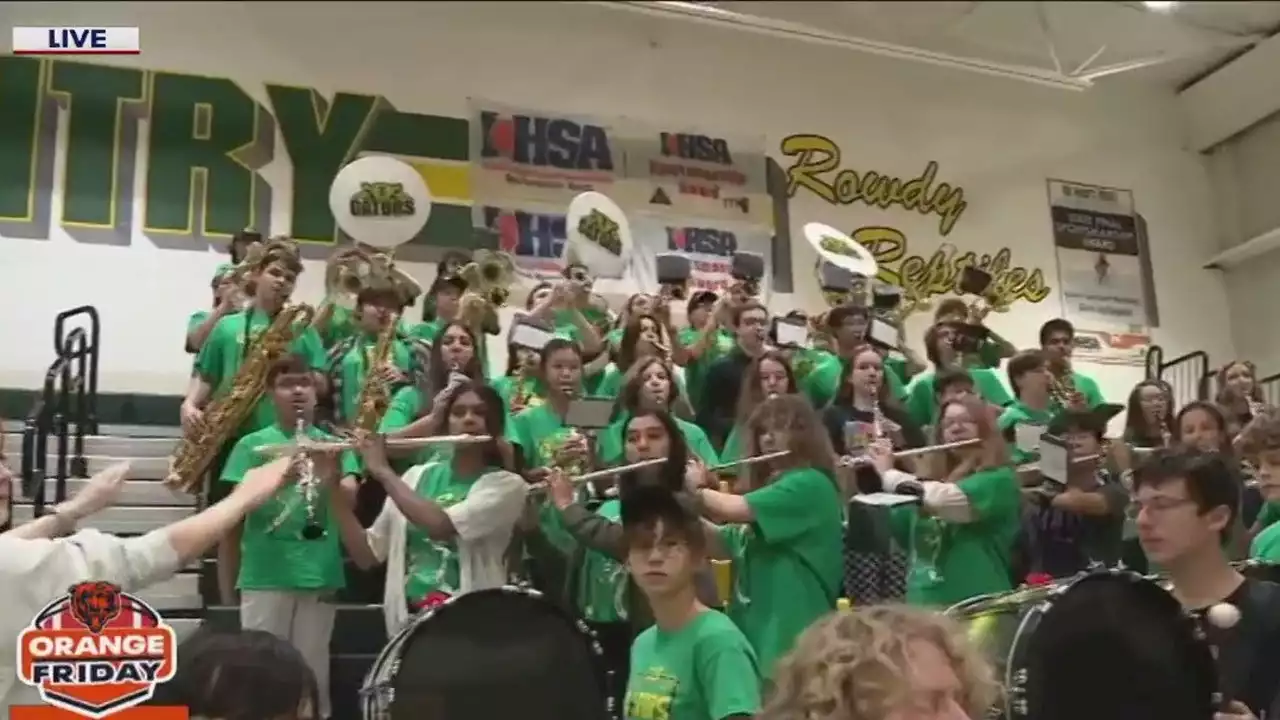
<box><xmin>543</xmin><ymin>410</ymin><xmax>723</xmax><ymax>711</ymax></box>
<box><xmin>333</xmin><ymin>381</ymin><xmax>525</xmax><ymax>637</ymax></box>
<box><xmin>718</xmin><ymin>350</ymin><xmax>799</xmax><ymax>473</ymax></box>
<box><xmin>509</xmin><ymin>339</ymin><xmax>591</xmax><ymax>472</ymax></box>
<box><xmin>492</xmin><ymin>339</ymin><xmax>546</xmax><ymax>416</ymax></box>
<box><xmin>380</xmin><ymin>322</ymin><xmax>486</xmax><ymax>440</ymax></box>
<box><xmin>596</xmin><ymin>356</ymin><xmax>717</xmax><ymax>465</ymax></box>
<box><xmin>821</xmin><ymin>344</ymin><xmax>924</xmax><ymax>457</ymax></box>
<box><xmin>591</xmin><ymin>313</ymin><xmax>682</xmax><ymax>400</ymax></box>
<box><xmin>866</xmin><ymin>395</ymin><xmax>1020</xmax><ymax>607</ymax></box>
<box><xmin>1123</xmin><ymin>379</ymin><xmax>1176</xmax><ymax>449</ymax></box>
<box><xmin>690</xmin><ymin>395</ymin><xmax>844</xmax><ymax>677</ymax></box>
<box><xmin>1216</xmin><ymin>360</ymin><xmax>1265</xmax><ymax>439</ymax></box>
<box><xmin>1173</xmin><ymin>401</ymin><xmax>1259</xmax><ymax>547</ymax></box>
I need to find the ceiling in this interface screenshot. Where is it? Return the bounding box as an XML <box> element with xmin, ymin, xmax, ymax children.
<box><xmin>601</xmin><ymin>1</ymin><xmax>1280</xmax><ymax>90</ymax></box>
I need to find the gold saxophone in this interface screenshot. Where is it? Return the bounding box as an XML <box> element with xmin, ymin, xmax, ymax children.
<box><xmin>511</xmin><ymin>364</ymin><xmax>530</xmax><ymax>413</ymax></box>
<box><xmin>1049</xmin><ymin>358</ymin><xmax>1076</xmax><ymax>406</ymax></box>
<box><xmin>350</xmin><ymin>316</ymin><xmax>399</xmax><ymax>436</ymax></box>
<box><xmin>165</xmin><ymin>303</ymin><xmax>316</xmax><ymax>492</ymax></box>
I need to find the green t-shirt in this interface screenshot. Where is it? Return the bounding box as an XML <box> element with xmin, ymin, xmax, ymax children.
<box><xmin>719</xmin><ymin>467</ymin><xmax>843</xmax><ymax>676</ymax></box>
<box><xmin>797</xmin><ymin>349</ymin><xmax>908</xmax><ymax>409</ymax></box>
<box><xmin>885</xmin><ymin>355</ymin><xmax>910</xmax><ymax>385</ymax></box>
<box><xmin>510</xmin><ymin>403</ymin><xmax>576</xmax><ymax>469</ymax></box>
<box><xmin>679</xmin><ymin>327</ymin><xmax>736</xmax><ymax>412</ymax></box>
<box><xmin>332</xmin><ymin>334</ymin><xmax>414</xmax><ymax>424</ymax></box>
<box><xmin>409</xmin><ymin>317</ymin><xmax>444</xmax><ymax>344</ymax></box>
<box><xmin>221</xmin><ymin>423</ymin><xmax>357</xmax><ymax>592</ymax></box>
<box><xmin>194</xmin><ymin>310</ymin><xmax>327</xmax><ymax>435</ymax></box>
<box><xmin>624</xmin><ymin>610</ymin><xmax>762</xmax><ymax>720</ymax></box>
<box><xmin>578</xmin><ymin>498</ymin><xmax>629</xmax><ymax>623</ymax></box>
<box><xmin>1255</xmin><ymin>502</ymin><xmax>1280</xmax><ymax>531</ymax></box>
<box><xmin>187</xmin><ymin>310</ymin><xmax>210</xmax><ymax>334</ymax></box>
<box><xmin>592</xmin><ymin>364</ymin><xmax>689</xmax><ymax>402</ymax></box>
<box><xmin>403</xmin><ymin>462</ymin><xmax>502</xmax><ymax>602</ymax></box>
<box><xmin>1250</xmin><ymin>520</ymin><xmax>1280</xmax><ymax>563</ymax></box>
<box><xmin>997</xmin><ymin>402</ymin><xmax>1056</xmax><ymax>465</ymax></box>
<box><xmin>606</xmin><ymin>326</ymin><xmax>624</xmax><ymax>351</ymax></box>
<box><xmin>595</xmin><ymin>414</ymin><xmax>720</xmax><ymax>466</ymax></box>
<box><xmin>903</xmin><ymin>367</ymin><xmax>1013</xmax><ymax>428</ymax></box>
<box><xmin>891</xmin><ymin>466</ymin><xmax>1021</xmax><ymax>607</ymax></box>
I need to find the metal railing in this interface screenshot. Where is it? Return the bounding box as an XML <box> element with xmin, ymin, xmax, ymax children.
<box><xmin>1144</xmin><ymin>345</ymin><xmax>1210</xmax><ymax>409</ymax></box>
<box><xmin>1260</xmin><ymin>373</ymin><xmax>1280</xmax><ymax>408</ymax></box>
<box><xmin>20</xmin><ymin>306</ymin><xmax>101</xmax><ymax>517</ymax></box>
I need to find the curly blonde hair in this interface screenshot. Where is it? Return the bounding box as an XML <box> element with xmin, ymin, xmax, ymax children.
<box><xmin>760</xmin><ymin>606</ymin><xmax>999</xmax><ymax>720</ymax></box>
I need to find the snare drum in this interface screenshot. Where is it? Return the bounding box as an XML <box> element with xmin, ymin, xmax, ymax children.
<box><xmin>948</xmin><ymin>569</ymin><xmax>1218</xmax><ymax>720</ymax></box>
<box><xmin>361</xmin><ymin>586</ymin><xmax>610</xmax><ymax>720</ymax></box>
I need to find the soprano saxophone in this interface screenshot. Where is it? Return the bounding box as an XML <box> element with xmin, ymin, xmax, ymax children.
<box><xmin>350</xmin><ymin>315</ymin><xmax>400</xmax><ymax>437</ymax></box>
<box><xmin>165</xmin><ymin>304</ymin><xmax>316</xmax><ymax>492</ymax></box>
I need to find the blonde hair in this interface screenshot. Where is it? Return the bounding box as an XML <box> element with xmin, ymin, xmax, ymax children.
<box><xmin>760</xmin><ymin>606</ymin><xmax>999</xmax><ymax>720</ymax></box>
<box><xmin>741</xmin><ymin>394</ymin><xmax>837</xmax><ymax>491</ymax></box>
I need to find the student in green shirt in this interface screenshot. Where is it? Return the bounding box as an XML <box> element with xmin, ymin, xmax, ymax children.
<box><xmin>692</xmin><ymin>394</ymin><xmax>844</xmax><ymax>677</ymax></box>
<box><xmin>327</xmin><ymin>286</ymin><xmax>416</xmax><ymax>429</ymax></box>
<box><xmin>1039</xmin><ymin>318</ymin><xmax>1106</xmax><ymax>409</ymax></box>
<box><xmin>798</xmin><ymin>305</ymin><xmax>907</xmax><ymax>408</ymax></box>
<box><xmin>510</xmin><ymin>338</ymin><xmax>592</xmax><ymax>471</ymax></box>
<box><xmin>715</xmin><ymin>350</ymin><xmax>798</xmax><ymax>474</ymax></box>
<box><xmin>492</xmin><ymin>340</ymin><xmax>549</xmax><ymax>417</ymax></box>
<box><xmin>606</xmin><ymin>292</ymin><xmax>659</xmax><ymax>351</ymax></box>
<box><xmin>186</xmin><ymin>266</ymin><xmax>240</xmax><ymax>356</ymax></box>
<box><xmin>676</xmin><ymin>291</ymin><xmax>737</xmax><ymax>413</ymax></box>
<box><xmin>997</xmin><ymin>350</ymin><xmax>1058</xmax><ymax>466</ymax></box>
<box><xmin>620</xmin><ymin>485</ymin><xmax>762</xmax><ymax>720</ymax></box>
<box><xmin>407</xmin><ymin>273</ymin><xmax>466</xmax><ymax>345</ymax></box>
<box><xmin>596</xmin><ymin>357</ymin><xmax>718</xmax><ymax>466</ymax></box>
<box><xmin>220</xmin><ymin>353</ymin><xmax>357</xmax><ymax>720</ymax></box>
<box><xmin>881</xmin><ymin>395</ymin><xmax>1021</xmax><ymax>607</ymax></box>
<box><xmin>903</xmin><ymin>323</ymin><xmax>1013</xmax><ymax>429</ymax></box>
<box><xmin>380</xmin><ymin>322</ymin><xmax>487</xmax><ymax>441</ymax></box>
<box><xmin>931</xmin><ymin>297</ymin><xmax>1017</xmax><ymax>369</ymax></box>
<box><xmin>183</xmin><ymin>238</ymin><xmax>327</xmax><ymax>605</ymax></box>
<box><xmin>1249</xmin><ymin>416</ymin><xmax>1280</xmax><ymax>561</ymax></box>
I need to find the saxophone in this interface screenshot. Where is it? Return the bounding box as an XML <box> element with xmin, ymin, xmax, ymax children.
<box><xmin>350</xmin><ymin>315</ymin><xmax>399</xmax><ymax>436</ymax></box>
<box><xmin>165</xmin><ymin>303</ymin><xmax>316</xmax><ymax>492</ymax></box>
<box><xmin>1049</xmin><ymin>358</ymin><xmax>1076</xmax><ymax>406</ymax></box>
<box><xmin>511</xmin><ymin>363</ymin><xmax>530</xmax><ymax>413</ymax></box>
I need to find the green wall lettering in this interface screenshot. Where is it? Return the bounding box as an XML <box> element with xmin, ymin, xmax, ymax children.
<box><xmin>144</xmin><ymin>72</ymin><xmax>270</xmax><ymax>237</ymax></box>
<box><xmin>266</xmin><ymin>86</ymin><xmax>382</xmax><ymax>243</ymax></box>
<box><xmin>0</xmin><ymin>57</ymin><xmax>43</xmax><ymax>222</ymax></box>
<box><xmin>47</xmin><ymin>62</ymin><xmax>147</xmax><ymax>229</ymax></box>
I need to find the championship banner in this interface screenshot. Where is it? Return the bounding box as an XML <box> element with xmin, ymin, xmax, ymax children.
<box><xmin>634</xmin><ymin>216</ymin><xmax>773</xmax><ymax>296</ymax></box>
<box><xmin>1047</xmin><ymin>179</ymin><xmax>1149</xmax><ymax>329</ymax></box>
<box><xmin>469</xmin><ymin>100</ymin><xmax>623</xmax><ymax>207</ymax></box>
<box><xmin>619</xmin><ymin>129</ymin><xmax>772</xmax><ymax>228</ymax></box>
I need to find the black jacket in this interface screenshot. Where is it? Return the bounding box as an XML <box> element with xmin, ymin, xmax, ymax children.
<box><xmin>696</xmin><ymin>349</ymin><xmax>753</xmax><ymax>449</ymax></box>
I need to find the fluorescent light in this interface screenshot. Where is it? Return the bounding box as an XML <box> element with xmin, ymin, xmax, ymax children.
<box><xmin>1143</xmin><ymin>1</ymin><xmax>1178</xmax><ymax>11</ymax></box>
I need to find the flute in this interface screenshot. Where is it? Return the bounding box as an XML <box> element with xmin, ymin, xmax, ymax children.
<box><xmin>255</xmin><ymin>434</ymin><xmax>492</xmax><ymax>458</ymax></box>
<box><xmin>837</xmin><ymin>438</ymin><xmax>981</xmax><ymax>466</ymax></box>
<box><xmin>1014</xmin><ymin>453</ymin><xmax>1101</xmax><ymax>474</ymax></box>
<box><xmin>528</xmin><ymin>457</ymin><xmax>668</xmax><ymax>492</ymax></box>
<box><xmin>708</xmin><ymin>450</ymin><xmax>791</xmax><ymax>473</ymax></box>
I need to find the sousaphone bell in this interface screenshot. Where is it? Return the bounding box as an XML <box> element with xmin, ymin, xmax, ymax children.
<box><xmin>561</xmin><ymin>191</ymin><xmax>634</xmax><ymax>298</ymax></box>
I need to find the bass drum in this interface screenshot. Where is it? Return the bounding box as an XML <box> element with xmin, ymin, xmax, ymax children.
<box><xmin>361</xmin><ymin>586</ymin><xmax>610</xmax><ymax>720</ymax></box>
<box><xmin>947</xmin><ymin>569</ymin><xmax>1218</xmax><ymax>720</ymax></box>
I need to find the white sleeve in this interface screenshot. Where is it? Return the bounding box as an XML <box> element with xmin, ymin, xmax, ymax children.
<box><xmin>365</xmin><ymin>499</ymin><xmax>394</xmax><ymax>564</ymax></box>
<box><xmin>921</xmin><ymin>481</ymin><xmax>975</xmax><ymax>523</ymax></box>
<box><xmin>446</xmin><ymin>470</ymin><xmax>529</xmax><ymax>542</ymax></box>
<box><xmin>4</xmin><ymin>529</ymin><xmax>182</xmax><ymax>608</ymax></box>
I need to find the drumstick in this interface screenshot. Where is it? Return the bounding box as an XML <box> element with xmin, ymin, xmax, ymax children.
<box><xmin>255</xmin><ymin>434</ymin><xmax>492</xmax><ymax>457</ymax></box>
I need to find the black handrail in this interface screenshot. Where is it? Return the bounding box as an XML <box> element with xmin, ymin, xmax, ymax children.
<box><xmin>1260</xmin><ymin>372</ymin><xmax>1280</xmax><ymax>408</ymax></box>
<box><xmin>20</xmin><ymin>306</ymin><xmax>101</xmax><ymax>518</ymax></box>
<box><xmin>1143</xmin><ymin>345</ymin><xmax>1211</xmax><ymax>406</ymax></box>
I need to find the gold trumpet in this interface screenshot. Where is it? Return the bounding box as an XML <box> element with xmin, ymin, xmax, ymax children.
<box><xmin>458</xmin><ymin>250</ymin><xmax>517</xmax><ymax>335</ymax></box>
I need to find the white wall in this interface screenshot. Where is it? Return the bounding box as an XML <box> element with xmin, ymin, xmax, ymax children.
<box><xmin>0</xmin><ymin>1</ymin><xmax>1233</xmax><ymax>405</ymax></box>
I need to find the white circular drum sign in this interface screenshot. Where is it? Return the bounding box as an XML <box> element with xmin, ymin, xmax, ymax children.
<box><xmin>328</xmin><ymin>156</ymin><xmax>433</xmax><ymax>249</ymax></box>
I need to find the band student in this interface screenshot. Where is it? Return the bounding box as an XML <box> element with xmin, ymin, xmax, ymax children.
<box><xmin>546</xmin><ymin>410</ymin><xmax>721</xmax><ymax>716</ymax></box>
<box><xmin>998</xmin><ymin>350</ymin><xmax>1058</xmax><ymax>465</ymax></box>
<box><xmin>510</xmin><ymin>338</ymin><xmax>591</xmax><ymax>471</ymax></box>
<box><xmin>1246</xmin><ymin>410</ymin><xmax>1280</xmax><ymax>562</ymax></box>
<box><xmin>717</xmin><ymin>350</ymin><xmax>798</xmax><ymax>474</ymax></box>
<box><xmin>182</xmin><ymin>238</ymin><xmax>327</xmax><ymax>604</ymax></box>
<box><xmin>1133</xmin><ymin>448</ymin><xmax>1280</xmax><ymax>720</ymax></box>
<box><xmin>596</xmin><ymin>358</ymin><xmax>719</xmax><ymax>466</ymax></box>
<box><xmin>1217</xmin><ymin>360</ymin><xmax>1265</xmax><ymax>439</ymax></box>
<box><xmin>821</xmin><ymin>343</ymin><xmax>924</xmax><ymax>459</ymax></box>
<box><xmin>677</xmin><ymin>290</ymin><xmax>736</xmax><ymax>412</ymax></box>
<box><xmin>332</xmin><ymin>381</ymin><xmax>527</xmax><ymax>637</ymax></box>
<box><xmin>620</xmin><ymin>484</ymin><xmax>762</xmax><ymax>720</ymax></box>
<box><xmin>219</xmin><ymin>354</ymin><xmax>358</xmax><ymax>720</ymax></box>
<box><xmin>328</xmin><ymin>285</ymin><xmax>414</xmax><ymax>430</ymax></box>
<box><xmin>692</xmin><ymin>395</ymin><xmax>844</xmax><ymax>676</ymax></box>
<box><xmin>381</xmin><ymin>321</ymin><xmax>486</xmax><ymax>448</ymax></box>
<box><xmin>1038</xmin><ymin>318</ymin><xmax>1105</xmax><ymax>409</ymax></box>
<box><xmin>186</xmin><ymin>265</ymin><xmax>240</xmax><ymax>356</ymax></box>
<box><xmin>698</xmin><ymin>301</ymin><xmax>772</xmax><ymax>450</ymax></box>
<box><xmin>903</xmin><ymin>323</ymin><xmax>1012</xmax><ymax>429</ymax></box>
<box><xmin>760</xmin><ymin>605</ymin><xmax>998</xmax><ymax>720</ymax></box>
<box><xmin>868</xmin><ymin>395</ymin><xmax>1021</xmax><ymax>606</ymax></box>
<box><xmin>932</xmin><ymin>297</ymin><xmax>1017</xmax><ymax>369</ymax></box>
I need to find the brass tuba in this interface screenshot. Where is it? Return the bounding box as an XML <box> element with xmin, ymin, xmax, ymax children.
<box><xmin>166</xmin><ymin>286</ymin><xmax>316</xmax><ymax>490</ymax></box>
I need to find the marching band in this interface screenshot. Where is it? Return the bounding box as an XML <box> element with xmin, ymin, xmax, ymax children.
<box><xmin>25</xmin><ymin>153</ymin><xmax>1276</xmax><ymax>719</ymax></box>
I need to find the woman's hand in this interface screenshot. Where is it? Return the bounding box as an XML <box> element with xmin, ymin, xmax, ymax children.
<box><xmin>356</xmin><ymin>434</ymin><xmax>393</xmax><ymax>477</ymax></box>
<box><xmin>684</xmin><ymin>459</ymin><xmax>710</xmax><ymax>492</ymax></box>
<box><xmin>546</xmin><ymin>468</ymin><xmax>575</xmax><ymax>510</ymax></box>
<box><xmin>58</xmin><ymin>461</ymin><xmax>131</xmax><ymax>520</ymax></box>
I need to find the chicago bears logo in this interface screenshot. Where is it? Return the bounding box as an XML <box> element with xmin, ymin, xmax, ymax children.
<box><xmin>68</xmin><ymin>581</ymin><xmax>122</xmax><ymax>635</ymax></box>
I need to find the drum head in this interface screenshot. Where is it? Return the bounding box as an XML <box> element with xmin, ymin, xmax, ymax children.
<box><xmin>1022</xmin><ymin>573</ymin><xmax>1217</xmax><ymax>720</ymax></box>
<box><xmin>379</xmin><ymin>588</ymin><xmax>607</xmax><ymax>720</ymax></box>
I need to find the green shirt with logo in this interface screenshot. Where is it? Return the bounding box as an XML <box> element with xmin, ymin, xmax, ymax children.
<box><xmin>903</xmin><ymin>367</ymin><xmax>1013</xmax><ymax>428</ymax></box>
<box><xmin>578</xmin><ymin>498</ymin><xmax>630</xmax><ymax>623</ymax></box>
<box><xmin>624</xmin><ymin>610</ymin><xmax>762</xmax><ymax>720</ymax></box>
<box><xmin>221</xmin><ymin>423</ymin><xmax>357</xmax><ymax>592</ymax></box>
<box><xmin>595</xmin><ymin>413</ymin><xmax>720</xmax><ymax>467</ymax></box>
<box><xmin>891</xmin><ymin>466</ymin><xmax>1021</xmax><ymax>607</ymax></box>
<box><xmin>332</xmin><ymin>333</ymin><xmax>414</xmax><ymax>424</ymax></box>
<box><xmin>194</xmin><ymin>310</ymin><xmax>327</xmax><ymax>435</ymax></box>
<box><xmin>403</xmin><ymin>462</ymin><xmax>502</xmax><ymax>603</ymax></box>
<box><xmin>718</xmin><ymin>467</ymin><xmax>843</xmax><ymax>677</ymax></box>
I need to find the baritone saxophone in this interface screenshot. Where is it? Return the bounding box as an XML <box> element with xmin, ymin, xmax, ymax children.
<box><xmin>165</xmin><ymin>303</ymin><xmax>317</xmax><ymax>492</ymax></box>
<box><xmin>350</xmin><ymin>314</ymin><xmax>399</xmax><ymax>436</ymax></box>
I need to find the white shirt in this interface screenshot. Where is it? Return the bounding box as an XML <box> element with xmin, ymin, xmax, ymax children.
<box><xmin>0</xmin><ymin>529</ymin><xmax>181</xmax><ymax>715</ymax></box>
<box><xmin>366</xmin><ymin>464</ymin><xmax>528</xmax><ymax>637</ymax></box>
